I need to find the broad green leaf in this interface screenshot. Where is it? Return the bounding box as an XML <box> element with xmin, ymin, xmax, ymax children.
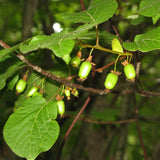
<box><xmin>0</xmin><ymin>59</ymin><xmax>24</xmax><ymax>90</ymax></box>
<box><xmin>19</xmin><ymin>34</ymin><xmax>74</xmax><ymax>64</ymax></box>
<box><xmin>19</xmin><ymin>24</ymin><xmax>96</xmax><ymax>54</ymax></box>
<box><xmin>48</xmin><ymin>39</ymin><xmax>74</xmax><ymax>64</ymax></box>
<box><xmin>139</xmin><ymin>0</ymin><xmax>160</xmax><ymax>23</ymax></box>
<box><xmin>0</xmin><ymin>48</ymin><xmax>13</xmax><ymax>60</ymax></box>
<box><xmin>4</xmin><ymin>0</ymin><xmax>118</xmax><ymax>64</ymax></box>
<box><xmin>0</xmin><ymin>45</ymin><xmax>19</xmax><ymax>60</ymax></box>
<box><xmin>123</xmin><ymin>26</ymin><xmax>160</xmax><ymax>52</ymax></box>
<box><xmin>152</xmin><ymin>14</ymin><xmax>160</xmax><ymax>24</ymax></box>
<box><xmin>7</xmin><ymin>74</ymin><xmax>19</xmax><ymax>90</ymax></box>
<box><xmin>62</xmin><ymin>0</ymin><xmax>118</xmax><ymax>24</ymax></box>
<box><xmin>19</xmin><ymin>35</ymin><xmax>49</xmax><ymax>53</ymax></box>
<box><xmin>78</xmin><ymin>31</ymin><xmax>116</xmax><ymax>45</ymax></box>
<box><xmin>66</xmin><ymin>23</ymin><xmax>97</xmax><ymax>39</ymax></box>
<box><xmin>3</xmin><ymin>96</ymin><xmax>59</xmax><ymax>160</ymax></box>
<box><xmin>139</xmin><ymin>0</ymin><xmax>160</xmax><ymax>17</ymax></box>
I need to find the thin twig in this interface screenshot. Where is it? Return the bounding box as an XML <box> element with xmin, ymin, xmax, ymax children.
<box><xmin>94</xmin><ymin>56</ymin><xmax>126</xmax><ymax>73</ymax></box>
<box><xmin>57</xmin><ymin>96</ymin><xmax>91</xmax><ymax>160</ymax></box>
<box><xmin>1</xmin><ymin>40</ymin><xmax>160</xmax><ymax>98</ymax></box>
<box><xmin>79</xmin><ymin>42</ymin><xmax>132</xmax><ymax>56</ymax></box>
<box><xmin>64</xmin><ymin>113</ymin><xmax>136</xmax><ymax>125</ymax></box>
<box><xmin>0</xmin><ymin>40</ymin><xmax>10</xmax><ymax>48</ymax></box>
<box><xmin>109</xmin><ymin>19</ymin><xmax>125</xmax><ymax>52</ymax></box>
<box><xmin>95</xmin><ymin>25</ymin><xmax>99</xmax><ymax>46</ymax></box>
<box><xmin>80</xmin><ymin>0</ymin><xmax>85</xmax><ymax>11</ymax></box>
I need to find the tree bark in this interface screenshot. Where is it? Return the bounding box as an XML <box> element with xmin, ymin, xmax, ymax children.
<box><xmin>22</xmin><ymin>0</ymin><xmax>39</xmax><ymax>41</ymax></box>
<box><xmin>38</xmin><ymin>0</ymin><xmax>54</xmax><ymax>35</ymax></box>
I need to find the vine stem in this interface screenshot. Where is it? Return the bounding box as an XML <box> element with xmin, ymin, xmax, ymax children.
<box><xmin>95</xmin><ymin>25</ymin><xmax>99</xmax><ymax>46</ymax></box>
<box><xmin>64</xmin><ymin>113</ymin><xmax>136</xmax><ymax>125</ymax></box>
<box><xmin>133</xmin><ymin>94</ymin><xmax>148</xmax><ymax>160</ymax></box>
<box><xmin>1</xmin><ymin>40</ymin><xmax>160</xmax><ymax>98</ymax></box>
<box><xmin>80</xmin><ymin>0</ymin><xmax>85</xmax><ymax>11</ymax></box>
<box><xmin>109</xmin><ymin>19</ymin><xmax>126</xmax><ymax>52</ymax></box>
<box><xmin>94</xmin><ymin>56</ymin><xmax>125</xmax><ymax>73</ymax></box>
<box><xmin>57</xmin><ymin>96</ymin><xmax>91</xmax><ymax>160</ymax></box>
<box><xmin>79</xmin><ymin>41</ymin><xmax>132</xmax><ymax>56</ymax></box>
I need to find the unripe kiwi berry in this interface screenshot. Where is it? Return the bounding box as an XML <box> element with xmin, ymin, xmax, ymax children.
<box><xmin>122</xmin><ymin>60</ymin><xmax>136</xmax><ymax>81</ymax></box>
<box><xmin>16</xmin><ymin>79</ymin><xmax>27</xmax><ymax>93</ymax></box>
<box><xmin>72</xmin><ymin>88</ymin><xmax>79</xmax><ymax>97</ymax></box>
<box><xmin>27</xmin><ymin>86</ymin><xmax>38</xmax><ymax>97</ymax></box>
<box><xmin>124</xmin><ymin>64</ymin><xmax>136</xmax><ymax>80</ymax></box>
<box><xmin>78</xmin><ymin>61</ymin><xmax>92</xmax><ymax>79</ymax></box>
<box><xmin>64</xmin><ymin>88</ymin><xmax>71</xmax><ymax>100</ymax></box>
<box><xmin>56</xmin><ymin>100</ymin><xmax>65</xmax><ymax>116</ymax></box>
<box><xmin>70</xmin><ymin>57</ymin><xmax>81</xmax><ymax>67</ymax></box>
<box><xmin>104</xmin><ymin>72</ymin><xmax>118</xmax><ymax>90</ymax></box>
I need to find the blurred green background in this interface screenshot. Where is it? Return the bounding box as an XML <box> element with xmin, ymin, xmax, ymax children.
<box><xmin>0</xmin><ymin>0</ymin><xmax>160</xmax><ymax>160</ymax></box>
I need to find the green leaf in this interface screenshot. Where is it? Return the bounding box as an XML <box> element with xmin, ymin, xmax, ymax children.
<box><xmin>0</xmin><ymin>48</ymin><xmax>13</xmax><ymax>60</ymax></box>
<box><xmin>3</xmin><ymin>96</ymin><xmax>59</xmax><ymax>160</ymax></box>
<box><xmin>139</xmin><ymin>0</ymin><xmax>160</xmax><ymax>23</ymax></box>
<box><xmin>0</xmin><ymin>58</ymin><xmax>24</xmax><ymax>90</ymax></box>
<box><xmin>7</xmin><ymin>74</ymin><xmax>19</xmax><ymax>90</ymax></box>
<box><xmin>0</xmin><ymin>45</ymin><xmax>19</xmax><ymax>60</ymax></box>
<box><xmin>152</xmin><ymin>14</ymin><xmax>160</xmax><ymax>24</ymax></box>
<box><xmin>4</xmin><ymin>0</ymin><xmax>118</xmax><ymax>64</ymax></box>
<box><xmin>62</xmin><ymin>0</ymin><xmax>118</xmax><ymax>24</ymax></box>
<box><xmin>19</xmin><ymin>33</ymin><xmax>74</xmax><ymax>64</ymax></box>
<box><xmin>78</xmin><ymin>31</ymin><xmax>116</xmax><ymax>45</ymax></box>
<box><xmin>48</xmin><ymin>39</ymin><xmax>74</xmax><ymax>64</ymax></box>
<box><xmin>123</xmin><ymin>26</ymin><xmax>160</xmax><ymax>52</ymax></box>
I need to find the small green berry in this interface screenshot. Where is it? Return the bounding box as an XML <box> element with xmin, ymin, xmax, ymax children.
<box><xmin>65</xmin><ymin>88</ymin><xmax>71</xmax><ymax>100</ymax></box>
<box><xmin>124</xmin><ymin>64</ymin><xmax>136</xmax><ymax>80</ymax></box>
<box><xmin>27</xmin><ymin>86</ymin><xmax>38</xmax><ymax>97</ymax></box>
<box><xmin>16</xmin><ymin>79</ymin><xmax>27</xmax><ymax>93</ymax></box>
<box><xmin>56</xmin><ymin>100</ymin><xmax>65</xmax><ymax>116</ymax></box>
<box><xmin>65</xmin><ymin>89</ymin><xmax>70</xmax><ymax>97</ymax></box>
<box><xmin>72</xmin><ymin>88</ymin><xmax>79</xmax><ymax>97</ymax></box>
<box><xmin>78</xmin><ymin>61</ymin><xmax>92</xmax><ymax>79</ymax></box>
<box><xmin>104</xmin><ymin>72</ymin><xmax>118</xmax><ymax>90</ymax></box>
<box><xmin>70</xmin><ymin>57</ymin><xmax>81</xmax><ymax>67</ymax></box>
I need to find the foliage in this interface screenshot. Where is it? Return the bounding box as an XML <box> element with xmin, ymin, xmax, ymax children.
<box><xmin>0</xmin><ymin>0</ymin><xmax>160</xmax><ymax>160</ymax></box>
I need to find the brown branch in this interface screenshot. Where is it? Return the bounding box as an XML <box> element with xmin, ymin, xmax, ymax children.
<box><xmin>0</xmin><ymin>40</ymin><xmax>10</xmax><ymax>49</ymax></box>
<box><xmin>64</xmin><ymin>113</ymin><xmax>136</xmax><ymax>125</ymax></box>
<box><xmin>17</xmin><ymin>54</ymin><xmax>107</xmax><ymax>95</ymax></box>
<box><xmin>15</xmin><ymin>55</ymin><xmax>160</xmax><ymax>97</ymax></box>
<box><xmin>80</xmin><ymin>0</ymin><xmax>85</xmax><ymax>11</ymax></box>
<box><xmin>94</xmin><ymin>56</ymin><xmax>125</xmax><ymax>73</ymax></box>
<box><xmin>1</xmin><ymin>40</ymin><xmax>160</xmax><ymax>98</ymax></box>
<box><xmin>109</xmin><ymin>19</ymin><xmax>125</xmax><ymax>52</ymax></box>
<box><xmin>57</xmin><ymin>96</ymin><xmax>91</xmax><ymax>160</ymax></box>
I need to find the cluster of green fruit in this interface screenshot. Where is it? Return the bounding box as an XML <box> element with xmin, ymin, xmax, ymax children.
<box><xmin>15</xmin><ymin>78</ymin><xmax>41</xmax><ymax>97</ymax></box>
<box><xmin>15</xmin><ymin>76</ymin><xmax>78</xmax><ymax>117</ymax></box>
<box><xmin>70</xmin><ymin>38</ymin><xmax>136</xmax><ymax>91</ymax></box>
<box><xmin>15</xmin><ymin>38</ymin><xmax>135</xmax><ymax>117</ymax></box>
<box><xmin>56</xmin><ymin>87</ymin><xmax>79</xmax><ymax>117</ymax></box>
